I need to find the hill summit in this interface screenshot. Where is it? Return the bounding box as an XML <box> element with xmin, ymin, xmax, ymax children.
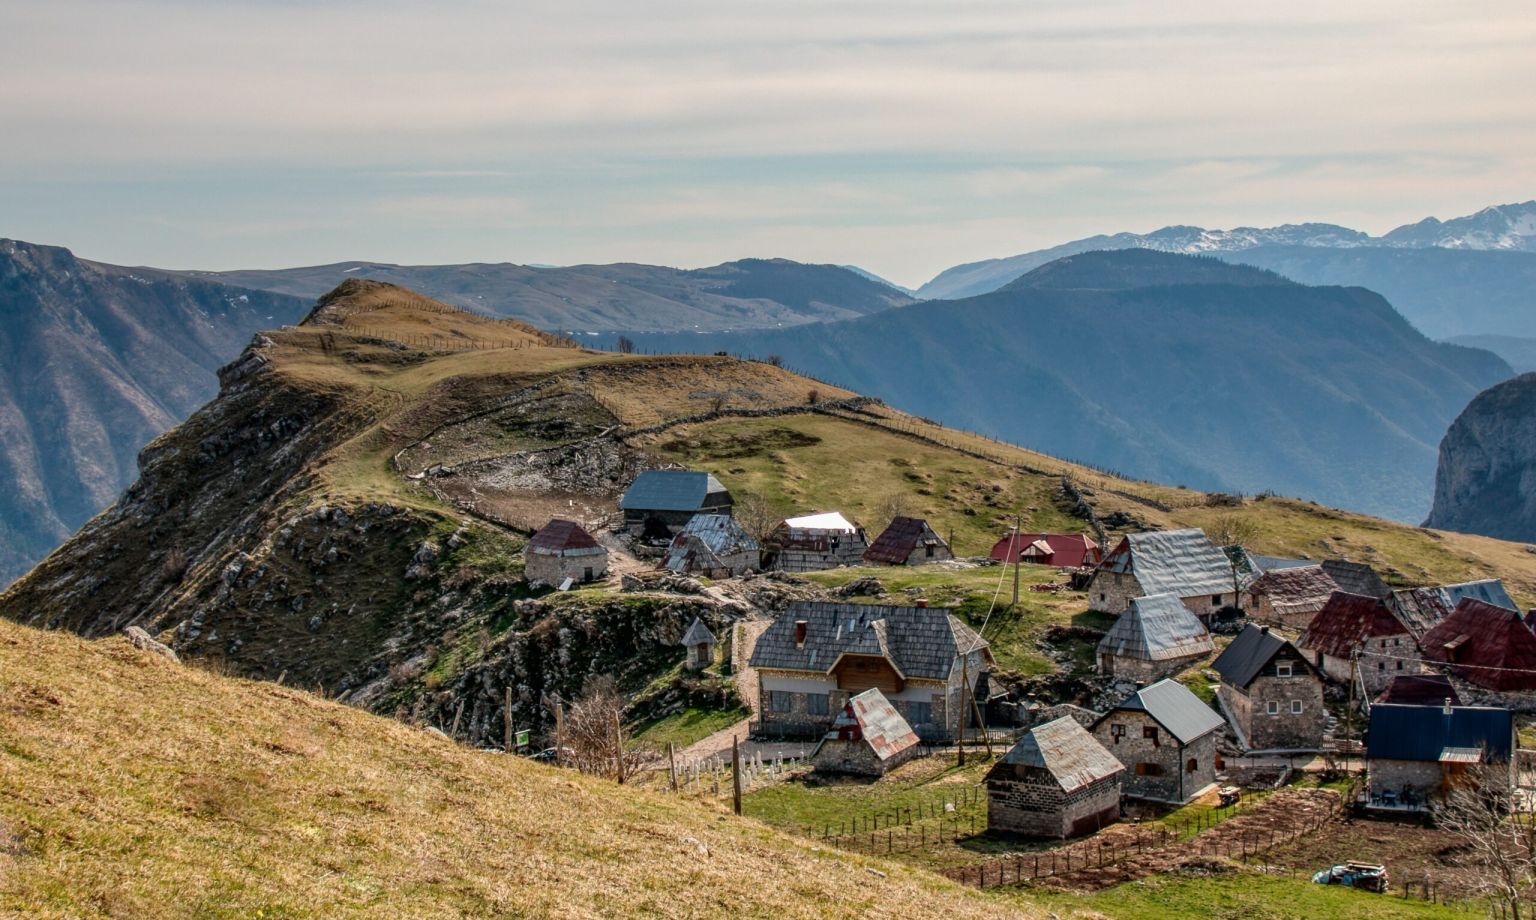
<box><xmin>1002</xmin><ymin>249</ymin><xmax>1293</xmax><ymax>292</ymax></box>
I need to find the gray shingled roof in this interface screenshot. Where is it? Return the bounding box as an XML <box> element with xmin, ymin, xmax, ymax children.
<box><xmin>1097</xmin><ymin>594</ymin><xmax>1214</xmax><ymax>662</ymax></box>
<box><xmin>748</xmin><ymin>601</ymin><xmax>988</xmax><ymax>681</ymax></box>
<box><xmin>1389</xmin><ymin>579</ymin><xmax>1518</xmax><ymax>638</ymax></box>
<box><xmin>1247</xmin><ymin>564</ymin><xmax>1339</xmax><ymax>616</ymax></box>
<box><xmin>1097</xmin><ymin>678</ymin><xmax>1224</xmax><ymax>745</ymax></box>
<box><xmin>1320</xmin><ymin>560</ymin><xmax>1390</xmax><ymax>599</ymax></box>
<box><xmin>619</xmin><ymin>470</ymin><xmax>729</xmax><ymax>512</ymax></box>
<box><xmin>1102</xmin><ymin>528</ymin><xmax>1235</xmax><ymax>598</ymax></box>
<box><xmin>820</xmin><ymin>689</ymin><xmax>920</xmax><ymax>762</ymax></box>
<box><xmin>997</xmin><ymin>717</ymin><xmax>1124</xmax><ymax>792</ymax></box>
<box><xmin>680</xmin><ymin>617</ymin><xmax>717</xmax><ymax>647</ymax></box>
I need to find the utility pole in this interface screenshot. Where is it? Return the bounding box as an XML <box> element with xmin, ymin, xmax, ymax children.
<box><xmin>731</xmin><ymin>737</ymin><xmax>743</xmax><ymax>815</ymax></box>
<box><xmin>554</xmin><ymin>700</ymin><xmax>566</xmax><ymax>769</ymax></box>
<box><xmin>957</xmin><ymin>654</ymin><xmax>969</xmax><ymax>767</ymax></box>
<box><xmin>613</xmin><ymin>711</ymin><xmax>627</xmax><ymax>784</ymax></box>
<box><xmin>1012</xmin><ymin>515</ymin><xmax>1022</xmax><ymax>607</ymax></box>
<box><xmin>1345</xmin><ymin>649</ymin><xmax>1358</xmax><ymax>773</ymax></box>
<box><xmin>504</xmin><ymin>686</ymin><xmax>514</xmax><ymax>753</ymax></box>
<box><xmin>668</xmin><ymin>741</ymin><xmax>679</xmax><ymax>792</ymax></box>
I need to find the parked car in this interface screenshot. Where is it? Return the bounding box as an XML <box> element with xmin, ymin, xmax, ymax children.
<box><xmin>1313</xmin><ymin>862</ymin><xmax>1388</xmax><ymax>893</ymax></box>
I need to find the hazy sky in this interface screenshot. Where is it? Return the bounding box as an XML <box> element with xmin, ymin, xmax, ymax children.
<box><xmin>2</xmin><ymin>0</ymin><xmax>1533</xmax><ymax>287</ymax></box>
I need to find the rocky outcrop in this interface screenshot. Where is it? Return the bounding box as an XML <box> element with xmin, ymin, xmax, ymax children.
<box><xmin>1427</xmin><ymin>372</ymin><xmax>1536</xmax><ymax>541</ymax></box>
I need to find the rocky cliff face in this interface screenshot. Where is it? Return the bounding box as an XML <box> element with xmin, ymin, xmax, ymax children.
<box><xmin>0</xmin><ymin>239</ymin><xmax>310</xmax><ymax>585</ymax></box>
<box><xmin>1427</xmin><ymin>373</ymin><xmax>1536</xmax><ymax>541</ymax></box>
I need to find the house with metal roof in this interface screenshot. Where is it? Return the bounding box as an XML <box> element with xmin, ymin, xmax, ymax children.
<box><xmin>662</xmin><ymin>514</ymin><xmax>759</xmax><ymax>578</ymax></box>
<box><xmin>986</xmin><ymin>717</ymin><xmax>1124</xmax><ymax>838</ymax></box>
<box><xmin>991</xmin><ymin>532</ymin><xmax>1102</xmax><ymax>568</ymax></box>
<box><xmin>1375</xmin><ymin>674</ymin><xmax>1460</xmax><ymax>707</ymax></box>
<box><xmin>524</xmin><ymin>519</ymin><xmax>608</xmax><ymax>587</ymax></box>
<box><xmin>1087</xmin><ymin>528</ymin><xmax>1240</xmax><ymax>619</ymax></box>
<box><xmin>1365</xmin><ymin>703</ymin><xmax>1515</xmax><ymax>811</ymax></box>
<box><xmin>863</xmin><ymin>516</ymin><xmax>953</xmax><ymax>566</ymax></box>
<box><xmin>679</xmin><ymin>617</ymin><xmax>718</xmax><ymax>671</ymax></box>
<box><xmin>1243</xmin><ymin>564</ymin><xmax>1339</xmax><ymax>630</ymax></box>
<box><xmin>1389</xmin><ymin>579</ymin><xmax>1519</xmax><ymax>639</ymax></box>
<box><xmin>1092</xmin><ymin>678</ymin><xmax>1226</xmax><ymax>804</ymax></box>
<box><xmin>619</xmin><ymin>470</ymin><xmax>733</xmax><ymax>538</ymax></box>
<box><xmin>1298</xmin><ymin>592</ymin><xmax>1421</xmax><ymax>697</ymax></box>
<box><xmin>769</xmin><ymin>511</ymin><xmax>869</xmax><ymax>572</ymax></box>
<box><xmin>1096</xmin><ymin>594</ymin><xmax>1214</xmax><ymax>682</ymax></box>
<box><xmin>1212</xmin><ymin>624</ymin><xmax>1326</xmax><ymax>752</ymax></box>
<box><xmin>1239</xmin><ymin>552</ymin><xmax>1318</xmax><ymax>577</ymax></box>
<box><xmin>747</xmin><ymin>601</ymin><xmax>990</xmax><ymax>741</ymax></box>
<box><xmin>1319</xmin><ymin>559</ymin><xmax>1391</xmax><ymax>600</ymax></box>
<box><xmin>811</xmin><ymin>688</ymin><xmax>921</xmax><ymax>776</ymax></box>
<box><xmin>1420</xmin><ymin>598</ymin><xmax>1536</xmax><ymax>699</ymax></box>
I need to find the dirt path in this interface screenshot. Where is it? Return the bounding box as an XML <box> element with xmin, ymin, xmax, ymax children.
<box><xmin>679</xmin><ymin>619</ymin><xmax>795</xmax><ymax>763</ymax></box>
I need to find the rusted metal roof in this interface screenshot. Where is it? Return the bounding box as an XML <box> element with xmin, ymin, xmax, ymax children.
<box><xmin>1299</xmin><ymin>592</ymin><xmax>1412</xmax><ymax>659</ymax></box>
<box><xmin>1097</xmin><ymin>593</ymin><xmax>1214</xmax><ymax>662</ymax></box>
<box><xmin>996</xmin><ymin>716</ymin><xmax>1124</xmax><ymax>792</ymax></box>
<box><xmin>1420</xmin><ymin>598</ymin><xmax>1536</xmax><ymax>692</ymax></box>
<box><xmin>822</xmin><ymin>688</ymin><xmax>920</xmax><ymax>762</ymax></box>
<box><xmin>1375</xmin><ymin>674</ymin><xmax>1460</xmax><ymax>707</ymax></box>
<box><xmin>528</xmin><ymin>519</ymin><xmax>605</xmax><ymax>556</ymax></box>
<box><xmin>1247</xmin><ymin>564</ymin><xmax>1339</xmax><ymax>616</ymax></box>
<box><xmin>863</xmin><ymin>516</ymin><xmax>948</xmax><ymax>565</ymax></box>
<box><xmin>1099</xmin><ymin>528</ymin><xmax>1236</xmax><ymax>598</ymax></box>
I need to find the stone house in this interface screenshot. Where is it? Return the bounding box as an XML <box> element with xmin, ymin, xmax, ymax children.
<box><xmin>769</xmin><ymin>512</ymin><xmax>869</xmax><ymax>573</ymax></box>
<box><xmin>863</xmin><ymin>516</ymin><xmax>953</xmax><ymax>566</ymax></box>
<box><xmin>811</xmin><ymin>688</ymin><xmax>921</xmax><ymax>777</ymax></box>
<box><xmin>1087</xmin><ymin>528</ymin><xmax>1240</xmax><ymax>619</ymax></box>
<box><xmin>1298</xmin><ymin>592</ymin><xmax>1420</xmax><ymax>698</ymax></box>
<box><xmin>991</xmin><ymin>532</ymin><xmax>1102</xmax><ymax>568</ymax></box>
<box><xmin>1242</xmin><ymin>564</ymin><xmax>1339</xmax><ymax>630</ymax></box>
<box><xmin>662</xmin><ymin>514</ymin><xmax>759</xmax><ymax>578</ymax></box>
<box><xmin>1096</xmin><ymin>593</ymin><xmax>1214</xmax><ymax>682</ymax></box>
<box><xmin>680</xmin><ymin>617</ymin><xmax>717</xmax><ymax>671</ymax></box>
<box><xmin>619</xmin><ymin>470</ymin><xmax>733</xmax><ymax>539</ymax></box>
<box><xmin>1366</xmin><ymin>702</ymin><xmax>1514</xmax><ymax>811</ymax></box>
<box><xmin>986</xmin><ymin>717</ymin><xmax>1124</xmax><ymax>839</ymax></box>
<box><xmin>1420</xmin><ymin>598</ymin><xmax>1536</xmax><ymax>705</ymax></box>
<box><xmin>1092</xmin><ymin>679</ymin><xmax>1225</xmax><ymax>804</ymax></box>
<box><xmin>1389</xmin><ymin>579</ymin><xmax>1519</xmax><ymax>638</ymax></box>
<box><xmin>524</xmin><ymin>519</ymin><xmax>608</xmax><ymax>587</ymax></box>
<box><xmin>747</xmin><ymin>601</ymin><xmax>991</xmax><ymax>741</ymax></box>
<box><xmin>1212</xmin><ymin>624</ymin><xmax>1326</xmax><ymax>752</ymax></box>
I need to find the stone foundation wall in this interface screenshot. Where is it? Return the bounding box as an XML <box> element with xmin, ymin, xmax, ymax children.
<box><xmin>813</xmin><ymin>737</ymin><xmax>916</xmax><ymax>776</ymax></box>
<box><xmin>1099</xmin><ymin>651</ymin><xmax>1202</xmax><ymax>684</ymax></box>
<box><xmin>525</xmin><ymin>550</ymin><xmax>608</xmax><ymax>587</ymax></box>
<box><xmin>1239</xmin><ymin>673</ymin><xmax>1325</xmax><ymax>750</ymax></box>
<box><xmin>987</xmin><ymin>769</ymin><xmax>1121</xmax><ymax>838</ymax></box>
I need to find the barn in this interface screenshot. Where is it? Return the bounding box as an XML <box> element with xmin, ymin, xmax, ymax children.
<box><xmin>986</xmin><ymin>717</ymin><xmax>1124</xmax><ymax>839</ymax></box>
<box><xmin>619</xmin><ymin>470</ymin><xmax>733</xmax><ymax>539</ymax></box>
<box><xmin>863</xmin><ymin>516</ymin><xmax>953</xmax><ymax>566</ymax></box>
<box><xmin>991</xmin><ymin>532</ymin><xmax>1102</xmax><ymax>568</ymax></box>
<box><xmin>770</xmin><ymin>512</ymin><xmax>869</xmax><ymax>572</ymax></box>
<box><xmin>662</xmin><ymin>514</ymin><xmax>760</xmax><ymax>578</ymax></box>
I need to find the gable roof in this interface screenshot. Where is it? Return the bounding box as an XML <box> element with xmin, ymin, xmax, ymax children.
<box><xmin>1388</xmin><ymin>580</ymin><xmax>1518</xmax><ymax>639</ymax></box>
<box><xmin>1300</xmin><ymin>592</ymin><xmax>1411</xmax><ymax>658</ymax></box>
<box><xmin>782</xmin><ymin>511</ymin><xmax>858</xmax><ymax>533</ymax></box>
<box><xmin>619</xmin><ymin>470</ymin><xmax>728</xmax><ymax>512</ymax></box>
<box><xmin>1442</xmin><ymin>579</ymin><xmax>1517</xmax><ymax>613</ymax></box>
<box><xmin>995</xmin><ymin>717</ymin><xmax>1124</xmax><ymax>792</ymax></box>
<box><xmin>1247</xmin><ymin>565</ymin><xmax>1339</xmax><ymax>615</ymax></box>
<box><xmin>1212</xmin><ymin>624</ymin><xmax>1308</xmax><ymax>689</ymax></box>
<box><xmin>991</xmin><ymin>532</ymin><xmax>1101</xmax><ymax>566</ymax></box>
<box><xmin>1420</xmin><ymin>598</ymin><xmax>1536</xmax><ymax>692</ymax></box>
<box><xmin>1244</xmin><ymin>553</ymin><xmax>1318</xmax><ymax>576</ymax></box>
<box><xmin>1320</xmin><ymin>560</ymin><xmax>1391</xmax><ymax>599</ymax></box>
<box><xmin>680</xmin><ymin>617</ymin><xmax>717</xmax><ymax>647</ymax></box>
<box><xmin>748</xmin><ymin>601</ymin><xmax>988</xmax><ymax>681</ymax></box>
<box><xmin>864</xmin><ymin>516</ymin><xmax>947</xmax><ymax>564</ymax></box>
<box><xmin>822</xmin><ymin>689</ymin><xmax>920</xmax><ymax>761</ymax></box>
<box><xmin>528</xmin><ymin>519</ymin><xmax>603</xmax><ymax>555</ymax></box>
<box><xmin>1097</xmin><ymin>594</ymin><xmax>1214</xmax><ymax>662</ymax></box>
<box><xmin>663</xmin><ymin>514</ymin><xmax>759</xmax><ymax>572</ymax></box>
<box><xmin>1098</xmin><ymin>678</ymin><xmax>1225</xmax><ymax>745</ymax></box>
<box><xmin>1375</xmin><ymin>674</ymin><xmax>1461</xmax><ymax>707</ymax></box>
<box><xmin>1366</xmin><ymin>703</ymin><xmax>1514</xmax><ymax>763</ymax></box>
<box><xmin>1100</xmin><ymin>528</ymin><xmax>1235</xmax><ymax>598</ymax></box>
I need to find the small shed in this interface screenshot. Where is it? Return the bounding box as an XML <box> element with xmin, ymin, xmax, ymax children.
<box><xmin>986</xmin><ymin>717</ymin><xmax>1124</xmax><ymax>839</ymax></box>
<box><xmin>525</xmin><ymin>519</ymin><xmax>608</xmax><ymax>587</ymax></box>
<box><xmin>1096</xmin><ymin>593</ymin><xmax>1214</xmax><ymax>682</ymax></box>
<box><xmin>811</xmin><ymin>688</ymin><xmax>921</xmax><ymax>776</ymax></box>
<box><xmin>619</xmin><ymin>470</ymin><xmax>733</xmax><ymax>538</ymax></box>
<box><xmin>680</xmin><ymin>617</ymin><xmax>718</xmax><ymax>671</ymax></box>
<box><xmin>663</xmin><ymin>514</ymin><xmax>760</xmax><ymax>578</ymax></box>
<box><xmin>863</xmin><ymin>516</ymin><xmax>953</xmax><ymax>566</ymax></box>
<box><xmin>771</xmin><ymin>512</ymin><xmax>869</xmax><ymax>572</ymax></box>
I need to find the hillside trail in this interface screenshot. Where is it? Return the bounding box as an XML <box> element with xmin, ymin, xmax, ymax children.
<box><xmin>680</xmin><ymin>619</ymin><xmax>815</xmax><ymax>762</ymax></box>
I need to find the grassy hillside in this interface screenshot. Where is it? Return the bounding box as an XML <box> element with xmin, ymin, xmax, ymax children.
<box><xmin>0</xmin><ymin>618</ymin><xmax>1033</xmax><ymax>920</ymax></box>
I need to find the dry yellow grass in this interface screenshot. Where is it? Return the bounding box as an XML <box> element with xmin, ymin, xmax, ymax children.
<box><xmin>0</xmin><ymin>619</ymin><xmax>1036</xmax><ymax>920</ymax></box>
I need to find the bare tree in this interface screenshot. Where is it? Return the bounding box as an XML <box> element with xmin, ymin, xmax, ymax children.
<box><xmin>1434</xmin><ymin>766</ymin><xmax>1536</xmax><ymax>918</ymax></box>
<box><xmin>615</xmin><ymin>335</ymin><xmax>636</xmax><ymax>354</ymax></box>
<box><xmin>562</xmin><ymin>676</ymin><xmax>641</xmax><ymax>780</ymax></box>
<box><xmin>763</xmin><ymin>354</ymin><xmax>784</xmax><ymax>367</ymax></box>
<box><xmin>806</xmin><ymin>388</ymin><xmax>820</xmax><ymax>406</ymax></box>
<box><xmin>872</xmin><ymin>491</ymin><xmax>911</xmax><ymax>535</ymax></box>
<box><xmin>733</xmin><ymin>490</ymin><xmax>783</xmax><ymax>545</ymax></box>
<box><xmin>1208</xmin><ymin>513</ymin><xmax>1261</xmax><ymax>613</ymax></box>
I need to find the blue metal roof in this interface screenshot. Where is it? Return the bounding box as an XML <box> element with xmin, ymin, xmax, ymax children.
<box><xmin>619</xmin><ymin>470</ymin><xmax>729</xmax><ymax>512</ymax></box>
<box><xmin>1442</xmin><ymin>579</ymin><xmax>1517</xmax><ymax>613</ymax></box>
<box><xmin>1367</xmin><ymin>703</ymin><xmax>1513</xmax><ymax>763</ymax></box>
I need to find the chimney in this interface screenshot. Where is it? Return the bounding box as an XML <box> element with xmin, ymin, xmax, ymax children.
<box><xmin>916</xmin><ymin>599</ymin><xmax>928</xmax><ymax>608</ymax></box>
<box><xmin>794</xmin><ymin>620</ymin><xmax>808</xmax><ymax>648</ymax></box>
<box><xmin>1444</xmin><ymin>697</ymin><xmax>1454</xmax><ymax>716</ymax></box>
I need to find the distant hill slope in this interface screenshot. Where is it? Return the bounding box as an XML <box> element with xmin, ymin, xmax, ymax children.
<box><xmin>1446</xmin><ymin>334</ymin><xmax>1536</xmax><ymax>374</ymax></box>
<box><xmin>182</xmin><ymin>256</ymin><xmax>914</xmax><ymax>333</ymax></box>
<box><xmin>0</xmin><ymin>239</ymin><xmax>309</xmax><ymax>586</ymax></box>
<box><xmin>624</xmin><ymin>250</ymin><xmax>1512</xmax><ymax>522</ymax></box>
<box><xmin>0</xmin><ymin>618</ymin><xmax>1029</xmax><ymax>919</ymax></box>
<box><xmin>916</xmin><ymin>200</ymin><xmax>1536</xmax><ymax>340</ymax></box>
<box><xmin>1427</xmin><ymin>372</ymin><xmax>1536</xmax><ymax>542</ymax></box>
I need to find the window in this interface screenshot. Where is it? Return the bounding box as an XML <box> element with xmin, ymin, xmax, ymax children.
<box><xmin>1100</xmin><ymin>593</ymin><xmax>1107</xmax><ymax>602</ymax></box>
<box><xmin>1394</xmin><ymin>637</ymin><xmax>1401</xmax><ymax>646</ymax></box>
<box><xmin>768</xmin><ymin>691</ymin><xmax>792</xmax><ymax>713</ymax></box>
<box><xmin>807</xmin><ymin>694</ymin><xmax>830</xmax><ymax>716</ymax></box>
<box><xmin>1378</xmin><ymin>661</ymin><xmax>1385</xmax><ymax>671</ymax></box>
<box><xmin>1266</xmin><ymin>701</ymin><xmax>1280</xmax><ymax>715</ymax></box>
<box><xmin>1135</xmin><ymin>762</ymin><xmax>1166</xmax><ymax>776</ymax></box>
<box><xmin>1275</xmin><ymin>662</ymin><xmax>1293</xmax><ymax>678</ymax></box>
<box><xmin>1290</xmin><ymin>700</ymin><xmax>1303</xmax><ymax>714</ymax></box>
<box><xmin>1211</xmin><ymin>595</ymin><xmax>1222</xmax><ymax>606</ymax></box>
<box><xmin>1186</xmin><ymin>758</ymin><xmax>1199</xmax><ymax>774</ymax></box>
<box><xmin>1143</xmin><ymin>726</ymin><xmax>1159</xmax><ymax>747</ymax></box>
<box><xmin>1110</xmin><ymin>723</ymin><xmax>1126</xmax><ymax>744</ymax></box>
<box><xmin>906</xmin><ymin>701</ymin><xmax>932</xmax><ymax>725</ymax></box>
<box><xmin>925</xmin><ymin>544</ymin><xmax>935</xmax><ymax>558</ymax></box>
<box><xmin>1397</xmin><ymin>660</ymin><xmax>1405</xmax><ymax>670</ymax></box>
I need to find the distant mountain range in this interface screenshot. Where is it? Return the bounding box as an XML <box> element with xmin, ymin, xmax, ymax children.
<box><xmin>621</xmin><ymin>250</ymin><xmax>1512</xmax><ymax>523</ymax></box>
<box><xmin>917</xmin><ymin>201</ymin><xmax>1536</xmax><ymax>341</ymax></box>
<box><xmin>179</xmin><ymin>257</ymin><xmax>913</xmax><ymax>334</ymax></box>
<box><xmin>0</xmin><ymin>240</ymin><xmax>310</xmax><ymax>585</ymax></box>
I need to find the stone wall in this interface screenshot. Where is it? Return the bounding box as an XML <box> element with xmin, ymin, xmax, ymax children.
<box><xmin>1368</xmin><ymin>758</ymin><xmax>1444</xmax><ymax>805</ymax></box>
<box><xmin>1088</xmin><ymin>570</ymin><xmax>1233</xmax><ymax>619</ymax></box>
<box><xmin>1246</xmin><ymin>595</ymin><xmax>1325</xmax><ymax>631</ymax></box>
<box><xmin>1229</xmin><ymin>667</ymin><xmax>1326</xmax><ymax>751</ymax></box>
<box><xmin>525</xmin><ymin>549</ymin><xmax>607</xmax><ymax>587</ymax></box>
<box><xmin>1099</xmin><ymin>650</ymin><xmax>1202</xmax><ymax>684</ymax></box>
<box><xmin>1093</xmin><ymin>710</ymin><xmax>1219</xmax><ymax>803</ymax></box>
<box><xmin>987</xmin><ymin>767</ymin><xmax>1121</xmax><ymax>838</ymax></box>
<box><xmin>813</xmin><ymin>737</ymin><xmax>916</xmax><ymax>776</ymax></box>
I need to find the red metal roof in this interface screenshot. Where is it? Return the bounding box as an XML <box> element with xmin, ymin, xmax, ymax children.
<box><xmin>528</xmin><ymin>519</ymin><xmax>602</xmax><ymax>554</ymax></box>
<box><xmin>1420</xmin><ymin>598</ymin><xmax>1536</xmax><ymax>692</ymax></box>
<box><xmin>989</xmin><ymin>532</ymin><xmax>1101</xmax><ymax>567</ymax></box>
<box><xmin>1299</xmin><ymin>592</ymin><xmax>1410</xmax><ymax>659</ymax></box>
<box><xmin>1375</xmin><ymin>674</ymin><xmax>1461</xmax><ymax>707</ymax></box>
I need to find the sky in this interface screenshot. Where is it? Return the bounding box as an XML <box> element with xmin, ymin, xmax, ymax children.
<box><xmin>2</xmin><ymin>0</ymin><xmax>1533</xmax><ymax>288</ymax></box>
